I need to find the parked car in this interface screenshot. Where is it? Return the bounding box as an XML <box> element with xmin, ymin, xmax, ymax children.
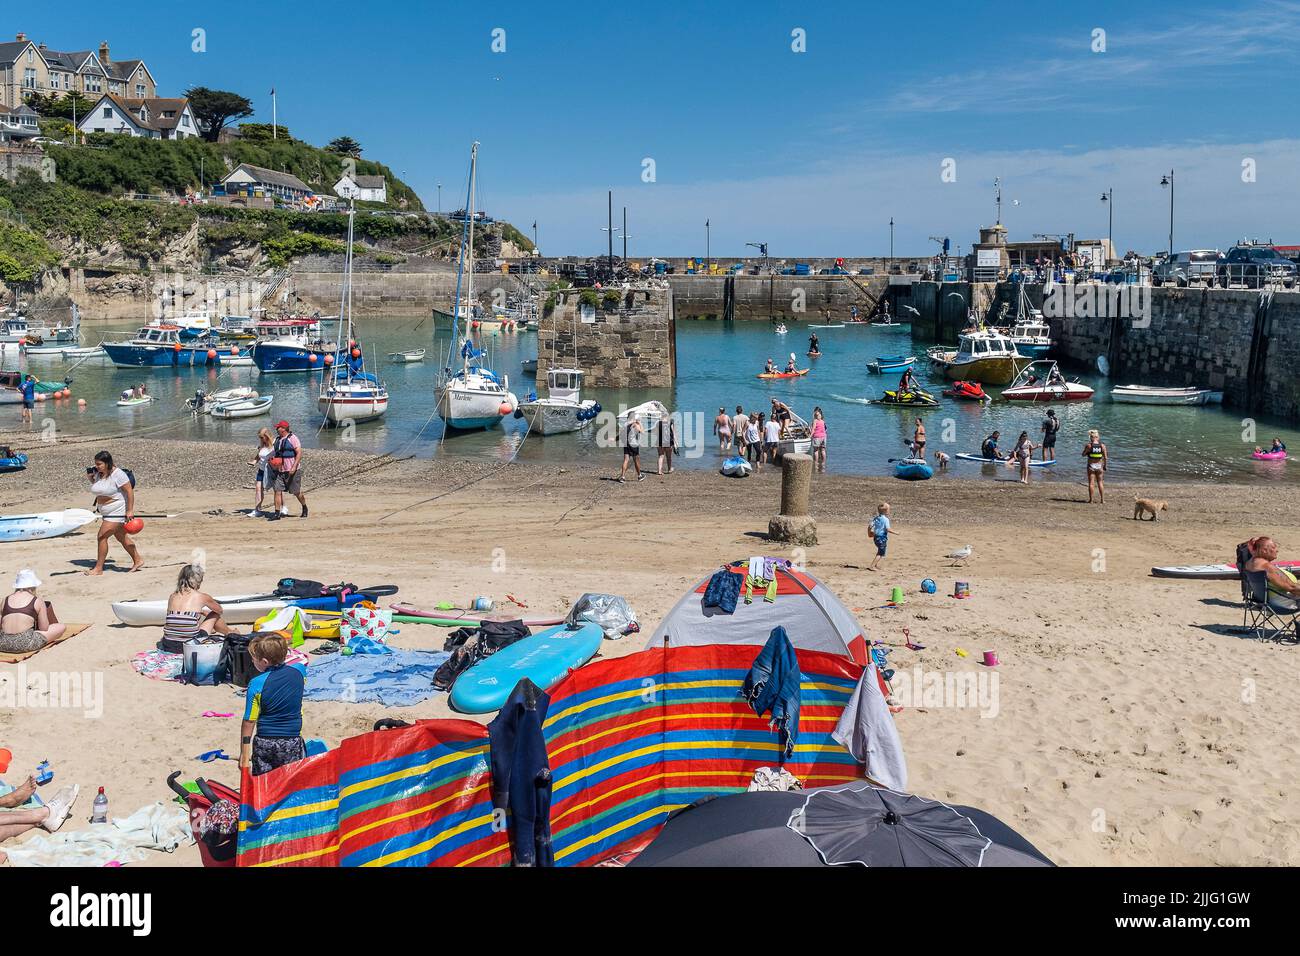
<box><xmin>1217</xmin><ymin>244</ymin><xmax>1297</xmax><ymax>288</ymax></box>
<box><xmin>1152</xmin><ymin>249</ymin><xmax>1220</xmax><ymax>286</ymax></box>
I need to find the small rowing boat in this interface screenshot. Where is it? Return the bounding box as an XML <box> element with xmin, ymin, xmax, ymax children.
<box><xmin>388</xmin><ymin>348</ymin><xmax>426</xmax><ymax>364</ymax></box>
<box><xmin>1110</xmin><ymin>385</ymin><xmax>1223</xmax><ymax>406</ymax></box>
<box><xmin>867</xmin><ymin>355</ymin><xmax>916</xmax><ymax>374</ymax></box>
<box><xmin>117</xmin><ymin>395</ymin><xmax>154</xmax><ymax>407</ymax></box>
<box><xmin>210</xmin><ymin>395</ymin><xmax>274</xmax><ymax>419</ymax></box>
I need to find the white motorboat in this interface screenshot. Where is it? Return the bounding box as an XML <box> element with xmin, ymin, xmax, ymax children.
<box><xmin>435</xmin><ymin>143</ymin><xmax>517</xmax><ymax>430</ymax></box>
<box><xmin>1110</xmin><ymin>385</ymin><xmax>1224</xmax><ymax>406</ymax></box>
<box><xmin>188</xmin><ymin>386</ymin><xmax>259</xmax><ymax>413</ymax></box>
<box><xmin>617</xmin><ymin>400</ymin><xmax>671</xmax><ymax>449</ymax></box>
<box><xmin>776</xmin><ymin>411</ymin><xmax>813</xmax><ymax>457</ymax></box>
<box><xmin>927</xmin><ymin>329</ymin><xmax>1029</xmax><ymax>385</ymax></box>
<box><xmin>1001</xmin><ymin>360</ymin><xmax>1094</xmax><ymax>403</ymax></box>
<box><xmin>517</xmin><ymin>367</ymin><xmax>599</xmax><ymax>435</ymax></box>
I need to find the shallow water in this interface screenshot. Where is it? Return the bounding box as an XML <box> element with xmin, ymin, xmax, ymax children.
<box><xmin>6</xmin><ymin>317</ymin><xmax>1295</xmax><ymax>485</ymax></box>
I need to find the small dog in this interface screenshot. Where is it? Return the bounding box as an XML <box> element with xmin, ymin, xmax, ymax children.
<box><xmin>935</xmin><ymin>451</ymin><xmax>950</xmax><ymax>470</ymax></box>
<box><xmin>1133</xmin><ymin>496</ymin><xmax>1168</xmax><ymax>521</ymax></box>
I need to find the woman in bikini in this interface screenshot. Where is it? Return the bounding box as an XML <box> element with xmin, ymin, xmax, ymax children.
<box><xmin>163</xmin><ymin>564</ymin><xmax>230</xmax><ymax>649</ymax></box>
<box><xmin>86</xmin><ymin>450</ymin><xmax>143</xmax><ymax>574</ymax></box>
<box><xmin>0</xmin><ymin>569</ymin><xmax>65</xmax><ymax>656</ymax></box>
<box><xmin>1083</xmin><ymin>428</ymin><xmax>1108</xmax><ymax>503</ymax></box>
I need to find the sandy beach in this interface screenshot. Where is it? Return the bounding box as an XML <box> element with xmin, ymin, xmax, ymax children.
<box><xmin>2</xmin><ymin>435</ymin><xmax>1299</xmax><ymax>867</ymax></box>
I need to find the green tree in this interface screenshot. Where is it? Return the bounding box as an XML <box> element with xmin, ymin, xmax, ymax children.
<box><xmin>237</xmin><ymin>122</ymin><xmax>289</xmax><ymax>143</ymax></box>
<box><xmin>26</xmin><ymin>90</ymin><xmax>96</xmax><ymax>121</ymax></box>
<box><xmin>184</xmin><ymin>87</ymin><xmax>254</xmax><ymax>142</ymax></box>
<box><xmin>325</xmin><ymin>136</ymin><xmax>362</xmax><ymax>158</ymax></box>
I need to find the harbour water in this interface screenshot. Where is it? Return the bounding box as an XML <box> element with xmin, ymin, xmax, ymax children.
<box><xmin>5</xmin><ymin>317</ymin><xmax>1294</xmax><ymax>485</ymax></box>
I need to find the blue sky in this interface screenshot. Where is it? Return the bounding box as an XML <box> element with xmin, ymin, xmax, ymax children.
<box><xmin>13</xmin><ymin>0</ymin><xmax>1300</xmax><ymax>255</ymax></box>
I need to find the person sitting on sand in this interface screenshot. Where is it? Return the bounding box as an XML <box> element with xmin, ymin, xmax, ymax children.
<box><xmin>0</xmin><ymin>768</ymin><xmax>79</xmax><ymax>865</ymax></box>
<box><xmin>1245</xmin><ymin>537</ymin><xmax>1300</xmax><ymax>612</ymax></box>
<box><xmin>0</xmin><ymin>570</ymin><xmax>65</xmax><ymax>656</ymax></box>
<box><xmin>981</xmin><ymin>430</ymin><xmax>1004</xmax><ymax>460</ymax></box>
<box><xmin>164</xmin><ymin>564</ymin><xmax>231</xmax><ymax>646</ymax></box>
<box><xmin>240</xmin><ymin>633</ymin><xmax>308</xmax><ymax>777</ymax></box>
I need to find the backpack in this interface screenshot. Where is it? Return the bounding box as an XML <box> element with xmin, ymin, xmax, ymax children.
<box><xmin>274</xmin><ymin>578</ymin><xmax>327</xmax><ymax>598</ymax></box>
<box><xmin>123</xmin><ymin>468</ymin><xmax>137</xmax><ymax>488</ymax></box>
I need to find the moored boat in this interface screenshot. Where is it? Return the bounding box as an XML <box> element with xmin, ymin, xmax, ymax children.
<box><xmin>867</xmin><ymin>355</ymin><xmax>916</xmax><ymax>374</ymax></box>
<box><xmin>102</xmin><ymin>324</ymin><xmax>225</xmax><ymax>368</ymax></box>
<box><xmin>927</xmin><ymin>329</ymin><xmax>1028</xmax><ymax>385</ymax></box>
<box><xmin>517</xmin><ymin>367</ymin><xmax>599</xmax><ymax>435</ymax></box>
<box><xmin>211</xmin><ymin>395</ymin><xmax>274</xmax><ymax>419</ymax></box>
<box><xmin>387</xmin><ymin>348</ymin><xmax>426</xmax><ymax>363</ymax></box>
<box><xmin>1110</xmin><ymin>385</ymin><xmax>1224</xmax><ymax>406</ymax></box>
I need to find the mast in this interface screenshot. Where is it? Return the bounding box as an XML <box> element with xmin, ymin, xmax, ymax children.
<box><xmin>446</xmin><ymin>141</ymin><xmax>478</xmax><ymax>371</ymax></box>
<box><xmin>463</xmin><ymin>145</ymin><xmax>478</xmax><ymax>373</ymax></box>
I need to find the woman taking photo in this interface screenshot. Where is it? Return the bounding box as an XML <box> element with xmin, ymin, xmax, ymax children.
<box><xmin>250</xmin><ymin>428</ymin><xmax>274</xmax><ymax>517</ymax></box>
<box><xmin>0</xmin><ymin>569</ymin><xmax>65</xmax><ymax>655</ymax></box>
<box><xmin>86</xmin><ymin>450</ymin><xmax>143</xmax><ymax>574</ymax></box>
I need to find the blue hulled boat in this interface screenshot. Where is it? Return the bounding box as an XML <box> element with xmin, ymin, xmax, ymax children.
<box><xmin>249</xmin><ymin>319</ymin><xmax>338</xmax><ymax>373</ymax></box>
<box><xmin>101</xmin><ymin>325</ymin><xmax>227</xmax><ymax>368</ymax></box>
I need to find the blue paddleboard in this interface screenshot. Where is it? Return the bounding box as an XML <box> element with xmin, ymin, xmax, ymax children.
<box><xmin>449</xmin><ymin>623</ymin><xmax>605</xmax><ymax>714</ymax></box>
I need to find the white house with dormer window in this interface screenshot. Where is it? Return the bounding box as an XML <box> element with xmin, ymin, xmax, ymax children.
<box><xmin>334</xmin><ymin>173</ymin><xmax>387</xmax><ymax>204</ymax></box>
<box><xmin>77</xmin><ymin>94</ymin><xmax>198</xmax><ymax>140</ymax></box>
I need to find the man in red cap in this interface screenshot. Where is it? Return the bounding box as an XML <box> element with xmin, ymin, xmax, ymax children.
<box><xmin>267</xmin><ymin>421</ymin><xmax>307</xmax><ymax>521</ymax></box>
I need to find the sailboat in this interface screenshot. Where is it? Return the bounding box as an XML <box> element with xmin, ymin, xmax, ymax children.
<box><xmin>318</xmin><ymin>204</ymin><xmax>389</xmax><ymax>424</ymax></box>
<box><xmin>435</xmin><ymin>142</ymin><xmax>518</xmax><ymax>430</ymax></box>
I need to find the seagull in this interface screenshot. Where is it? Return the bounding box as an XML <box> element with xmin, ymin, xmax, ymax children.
<box><xmin>901</xmin><ymin>305</ymin><xmax>920</xmax><ymax>317</ymax></box>
<box><xmin>946</xmin><ymin>545</ymin><xmax>973</xmax><ymax>566</ymax></box>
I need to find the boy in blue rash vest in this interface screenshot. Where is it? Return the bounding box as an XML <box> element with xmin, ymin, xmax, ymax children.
<box><xmin>240</xmin><ymin>633</ymin><xmax>308</xmax><ymax>776</ymax></box>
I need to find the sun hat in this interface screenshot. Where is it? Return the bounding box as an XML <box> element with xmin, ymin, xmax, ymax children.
<box><xmin>275</xmin><ymin>420</ymin><xmax>291</xmax><ymax>430</ymax></box>
<box><xmin>14</xmin><ymin>569</ymin><xmax>41</xmax><ymax>589</ymax></box>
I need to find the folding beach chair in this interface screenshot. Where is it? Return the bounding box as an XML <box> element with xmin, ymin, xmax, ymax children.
<box><xmin>1241</xmin><ymin>570</ymin><xmax>1300</xmax><ymax>643</ymax></box>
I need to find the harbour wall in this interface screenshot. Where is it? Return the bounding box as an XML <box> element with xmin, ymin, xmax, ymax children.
<box><xmin>666</xmin><ymin>274</ymin><xmax>889</xmax><ymax>321</ymax></box>
<box><xmin>903</xmin><ymin>281</ymin><xmax>1300</xmax><ymax>421</ymax></box>
<box><xmin>538</xmin><ymin>287</ymin><xmax>675</xmax><ymax>388</ymax></box>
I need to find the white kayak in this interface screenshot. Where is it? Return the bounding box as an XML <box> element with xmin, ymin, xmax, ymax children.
<box><xmin>0</xmin><ymin>508</ymin><xmax>97</xmax><ymax>543</ymax></box>
<box><xmin>1151</xmin><ymin>561</ymin><xmax>1300</xmax><ymax>580</ymax></box>
<box><xmin>112</xmin><ymin>593</ymin><xmax>288</xmax><ymax>626</ymax></box>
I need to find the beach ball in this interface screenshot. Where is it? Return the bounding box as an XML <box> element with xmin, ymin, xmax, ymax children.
<box><xmin>498</xmin><ymin>402</ymin><xmax>512</xmax><ymax>416</ymax></box>
<box><xmin>124</xmin><ymin>517</ymin><xmax>145</xmax><ymax>535</ymax></box>
<box><xmin>207</xmin><ymin>349</ymin><xmax>218</xmax><ymax>359</ymax></box>
<box><xmin>323</xmin><ymin>354</ymin><xmax>334</xmax><ymax>365</ymax></box>
<box><xmin>308</xmin><ymin>353</ymin><xmax>318</xmax><ymax>364</ymax></box>
<box><xmin>350</xmin><ymin>348</ymin><xmax>361</xmax><ymax>359</ymax></box>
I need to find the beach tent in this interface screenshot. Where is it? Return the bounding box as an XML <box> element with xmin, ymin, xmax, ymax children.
<box><xmin>647</xmin><ymin>561</ymin><xmax>869</xmax><ymax>664</ymax></box>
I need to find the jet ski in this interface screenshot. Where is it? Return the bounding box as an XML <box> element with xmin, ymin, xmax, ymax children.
<box><xmin>876</xmin><ymin>388</ymin><xmax>940</xmax><ymax>407</ymax></box>
<box><xmin>942</xmin><ymin>380</ymin><xmax>986</xmax><ymax>401</ymax></box>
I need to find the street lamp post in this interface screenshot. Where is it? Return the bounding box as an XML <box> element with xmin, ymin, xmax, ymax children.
<box><xmin>706</xmin><ymin>219</ymin><xmax>711</xmax><ymax>272</ymax></box>
<box><xmin>889</xmin><ymin>217</ymin><xmax>894</xmax><ymax>271</ymax></box>
<box><xmin>1099</xmin><ymin>189</ymin><xmax>1113</xmax><ymax>265</ymax></box>
<box><xmin>436</xmin><ymin>182</ymin><xmax>441</xmax><ymax>215</ymax></box>
<box><xmin>1160</xmin><ymin>171</ymin><xmax>1174</xmax><ymax>257</ymax></box>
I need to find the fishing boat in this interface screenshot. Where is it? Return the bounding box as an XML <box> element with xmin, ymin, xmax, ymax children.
<box><xmin>1007</xmin><ymin>318</ymin><xmax>1053</xmax><ymax>358</ymax></box>
<box><xmin>24</xmin><ymin>303</ymin><xmax>81</xmax><ymax>345</ymax></box>
<box><xmin>517</xmin><ymin>367</ymin><xmax>600</xmax><ymax>435</ymax></box>
<box><xmin>250</xmin><ymin>319</ymin><xmax>337</xmax><ymax>373</ymax></box>
<box><xmin>211</xmin><ymin>395</ymin><xmax>274</xmax><ymax>419</ymax></box>
<box><xmin>866</xmin><ymin>355</ymin><xmax>916</xmax><ymax>374</ymax></box>
<box><xmin>387</xmin><ymin>348</ymin><xmax>426</xmax><ymax>364</ymax></box>
<box><xmin>435</xmin><ymin>142</ymin><xmax>518</xmax><ymax>430</ymax></box>
<box><xmin>319</xmin><ymin>205</ymin><xmax>389</xmax><ymax>425</ymax></box>
<box><xmin>187</xmin><ymin>386</ymin><xmax>259</xmax><ymax>414</ymax></box>
<box><xmin>23</xmin><ymin>344</ymin><xmax>105</xmax><ymax>359</ymax></box>
<box><xmin>927</xmin><ymin>329</ymin><xmax>1028</xmax><ymax>385</ymax></box>
<box><xmin>102</xmin><ymin>324</ymin><xmax>225</xmax><ymax>368</ymax></box>
<box><xmin>1110</xmin><ymin>385</ymin><xmax>1224</xmax><ymax>406</ymax></box>
<box><xmin>1000</xmin><ymin>360</ymin><xmax>1095</xmax><ymax>403</ymax></box>
<box><xmin>521</xmin><ymin>357</ymin><xmax>538</xmax><ymax>375</ymax></box>
<box><xmin>0</xmin><ymin>370</ymin><xmax>70</xmax><ymax>402</ymax></box>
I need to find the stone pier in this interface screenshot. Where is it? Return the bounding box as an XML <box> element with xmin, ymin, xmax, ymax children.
<box><xmin>538</xmin><ymin>285</ymin><xmax>675</xmax><ymax>387</ymax></box>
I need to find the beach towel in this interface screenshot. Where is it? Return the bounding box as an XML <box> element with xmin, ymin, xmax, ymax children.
<box><xmin>131</xmin><ymin>650</ymin><xmax>184</xmax><ymax>682</ymax></box>
<box><xmin>0</xmin><ymin>623</ymin><xmax>91</xmax><ymax>664</ymax></box>
<box><xmin>831</xmin><ymin>663</ymin><xmax>908</xmax><ymax>791</ymax></box>
<box><xmin>741</xmin><ymin>626</ymin><xmax>801</xmax><ymax>762</ymax></box>
<box><xmin>302</xmin><ymin>648</ymin><xmax>449</xmax><ymax>707</ymax></box>
<box><xmin>341</xmin><ymin>605</ymin><xmax>393</xmax><ymax>644</ymax></box>
<box><xmin>253</xmin><ymin>606</ymin><xmax>310</xmax><ymax>647</ymax></box>
<box><xmin>2</xmin><ymin>801</ymin><xmax>192</xmax><ymax>867</ymax></box>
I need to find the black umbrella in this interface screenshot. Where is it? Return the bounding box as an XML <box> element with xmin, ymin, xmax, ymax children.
<box><xmin>630</xmin><ymin>783</ymin><xmax>1052</xmax><ymax>867</ymax></box>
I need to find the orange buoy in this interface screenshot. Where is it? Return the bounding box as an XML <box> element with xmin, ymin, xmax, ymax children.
<box><xmin>207</xmin><ymin>349</ymin><xmax>218</xmax><ymax>359</ymax></box>
<box><xmin>498</xmin><ymin>402</ymin><xmax>512</xmax><ymax>416</ymax></box>
<box><xmin>308</xmin><ymin>353</ymin><xmax>318</xmax><ymax>364</ymax></box>
<box><xmin>323</xmin><ymin>354</ymin><xmax>334</xmax><ymax>365</ymax></box>
<box><xmin>123</xmin><ymin>517</ymin><xmax>145</xmax><ymax>535</ymax></box>
<box><xmin>77</xmin><ymin>398</ymin><xmax>86</xmax><ymax>407</ymax></box>
<box><xmin>230</xmin><ymin>347</ymin><xmax>239</xmax><ymax>355</ymax></box>
<box><xmin>173</xmin><ymin>342</ymin><xmax>182</xmax><ymax>351</ymax></box>
<box><xmin>350</xmin><ymin>348</ymin><xmax>361</xmax><ymax>359</ymax></box>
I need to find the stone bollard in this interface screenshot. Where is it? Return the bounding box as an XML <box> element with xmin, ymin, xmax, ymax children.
<box><xmin>768</xmin><ymin>453</ymin><xmax>817</xmax><ymax>546</ymax></box>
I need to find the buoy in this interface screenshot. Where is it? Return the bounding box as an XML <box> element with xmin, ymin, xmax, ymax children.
<box><xmin>77</xmin><ymin>398</ymin><xmax>86</xmax><ymax>407</ymax></box>
<box><xmin>229</xmin><ymin>347</ymin><xmax>239</xmax><ymax>355</ymax></box>
<box><xmin>350</xmin><ymin>348</ymin><xmax>361</xmax><ymax>359</ymax></box>
<box><xmin>349</xmin><ymin>340</ymin><xmax>357</xmax><ymax>349</ymax></box>
<box><xmin>472</xmin><ymin>320</ymin><xmax>480</xmax><ymax>330</ymax></box>
<box><xmin>323</xmin><ymin>354</ymin><xmax>334</xmax><ymax>365</ymax></box>
<box><xmin>123</xmin><ymin>517</ymin><xmax>145</xmax><ymax>535</ymax></box>
<box><xmin>36</xmin><ymin>392</ymin><xmax>45</xmax><ymax>402</ymax></box>
<box><xmin>61</xmin><ymin>388</ymin><xmax>70</xmax><ymax>398</ymax></box>
<box><xmin>173</xmin><ymin>342</ymin><xmax>182</xmax><ymax>351</ymax></box>
<box><xmin>207</xmin><ymin>349</ymin><xmax>217</xmax><ymax>359</ymax></box>
<box><xmin>308</xmin><ymin>353</ymin><xmax>318</xmax><ymax>364</ymax></box>
<box><xmin>498</xmin><ymin>402</ymin><xmax>512</xmax><ymax>416</ymax></box>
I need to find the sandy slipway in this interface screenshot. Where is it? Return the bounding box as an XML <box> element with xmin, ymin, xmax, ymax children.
<box><xmin>2</xmin><ymin>435</ymin><xmax>1299</xmax><ymax>867</ymax></box>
